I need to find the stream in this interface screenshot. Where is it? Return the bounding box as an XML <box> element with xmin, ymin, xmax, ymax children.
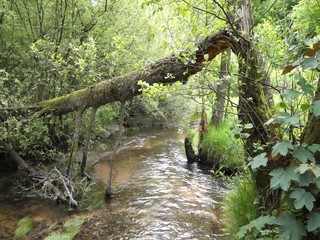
<box><xmin>0</xmin><ymin>128</ymin><xmax>226</xmax><ymax>239</ymax></box>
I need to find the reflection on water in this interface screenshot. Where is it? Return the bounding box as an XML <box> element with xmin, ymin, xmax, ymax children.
<box><xmin>0</xmin><ymin>128</ymin><xmax>225</xmax><ymax>239</ymax></box>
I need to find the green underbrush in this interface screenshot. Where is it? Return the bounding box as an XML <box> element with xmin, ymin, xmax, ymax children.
<box><xmin>221</xmin><ymin>175</ymin><xmax>260</xmax><ymax>239</ymax></box>
<box><xmin>201</xmin><ymin>121</ymin><xmax>245</xmax><ymax>168</ymax></box>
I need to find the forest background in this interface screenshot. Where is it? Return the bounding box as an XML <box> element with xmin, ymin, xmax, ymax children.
<box><xmin>1</xmin><ymin>0</ymin><xmax>320</xmax><ymax>239</ymax></box>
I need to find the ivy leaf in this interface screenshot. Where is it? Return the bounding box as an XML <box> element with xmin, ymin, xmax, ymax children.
<box><xmin>308</xmin><ymin>144</ymin><xmax>320</xmax><ymax>153</ymax></box>
<box><xmin>307</xmin><ymin>213</ymin><xmax>320</xmax><ymax>232</ymax></box>
<box><xmin>310</xmin><ymin>100</ymin><xmax>320</xmax><ymax>117</ymax></box>
<box><xmin>271</xmin><ymin>140</ymin><xmax>294</xmax><ymax>158</ymax></box>
<box><xmin>292</xmin><ymin>146</ymin><xmax>315</xmax><ymax>163</ymax></box>
<box><xmin>249</xmin><ymin>153</ymin><xmax>268</xmax><ymax>170</ymax></box>
<box><xmin>276</xmin><ymin>213</ymin><xmax>306</xmax><ymax>240</ymax></box>
<box><xmin>301</xmin><ymin>57</ymin><xmax>318</xmax><ymax>70</ymax></box>
<box><xmin>289</xmin><ymin>188</ymin><xmax>315</xmax><ymax>211</ymax></box>
<box><xmin>270</xmin><ymin>165</ymin><xmax>299</xmax><ymax>191</ymax></box>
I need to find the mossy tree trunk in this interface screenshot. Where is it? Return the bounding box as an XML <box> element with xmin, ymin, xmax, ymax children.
<box><xmin>234</xmin><ymin>0</ymin><xmax>275</xmax><ymax>206</ymax></box>
<box><xmin>210</xmin><ymin>49</ymin><xmax>231</xmax><ymax>126</ymax></box>
<box><xmin>66</xmin><ymin>108</ymin><xmax>84</xmax><ymax>178</ymax></box>
<box><xmin>34</xmin><ymin>30</ymin><xmax>241</xmax><ymax>116</ymax></box>
<box><xmin>81</xmin><ymin>106</ymin><xmax>97</xmax><ymax>177</ymax></box>
<box><xmin>301</xmin><ymin>76</ymin><xmax>320</xmax><ymax>155</ymax></box>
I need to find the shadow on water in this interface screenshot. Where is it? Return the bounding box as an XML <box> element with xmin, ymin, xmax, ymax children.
<box><xmin>0</xmin><ymin>127</ymin><xmax>226</xmax><ymax>240</ymax></box>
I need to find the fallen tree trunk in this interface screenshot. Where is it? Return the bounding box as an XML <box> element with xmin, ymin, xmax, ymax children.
<box><xmin>0</xmin><ymin>139</ymin><xmax>28</xmax><ymax>169</ymax></box>
<box><xmin>36</xmin><ymin>30</ymin><xmax>241</xmax><ymax>116</ymax></box>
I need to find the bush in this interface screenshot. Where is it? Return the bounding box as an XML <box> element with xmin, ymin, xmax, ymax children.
<box><xmin>201</xmin><ymin>121</ymin><xmax>244</xmax><ymax>168</ymax></box>
<box><xmin>221</xmin><ymin>176</ymin><xmax>260</xmax><ymax>239</ymax></box>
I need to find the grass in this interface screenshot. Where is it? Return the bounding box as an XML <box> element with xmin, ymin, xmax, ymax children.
<box><xmin>221</xmin><ymin>175</ymin><xmax>260</xmax><ymax>239</ymax></box>
<box><xmin>201</xmin><ymin>121</ymin><xmax>244</xmax><ymax>168</ymax></box>
<box><xmin>45</xmin><ymin>216</ymin><xmax>85</xmax><ymax>240</ymax></box>
<box><xmin>14</xmin><ymin>216</ymin><xmax>35</xmax><ymax>239</ymax></box>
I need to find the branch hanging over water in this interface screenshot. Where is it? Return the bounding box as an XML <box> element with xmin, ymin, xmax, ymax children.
<box><xmin>35</xmin><ymin>30</ymin><xmax>241</xmax><ymax>116</ymax></box>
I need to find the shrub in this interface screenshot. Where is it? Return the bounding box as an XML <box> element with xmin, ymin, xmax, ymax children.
<box><xmin>201</xmin><ymin>121</ymin><xmax>244</xmax><ymax>168</ymax></box>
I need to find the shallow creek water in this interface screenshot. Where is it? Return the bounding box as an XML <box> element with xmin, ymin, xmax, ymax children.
<box><xmin>0</xmin><ymin>128</ymin><xmax>225</xmax><ymax>239</ymax></box>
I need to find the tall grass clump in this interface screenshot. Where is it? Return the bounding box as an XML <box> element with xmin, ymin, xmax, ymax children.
<box><xmin>201</xmin><ymin>121</ymin><xmax>244</xmax><ymax>168</ymax></box>
<box><xmin>221</xmin><ymin>176</ymin><xmax>260</xmax><ymax>239</ymax></box>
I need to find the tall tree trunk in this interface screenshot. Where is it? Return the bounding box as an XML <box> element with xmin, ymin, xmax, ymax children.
<box><xmin>236</xmin><ymin>0</ymin><xmax>272</xmax><ymax>152</ymax></box>
<box><xmin>66</xmin><ymin>108</ymin><xmax>84</xmax><ymax>178</ymax></box>
<box><xmin>234</xmin><ymin>0</ymin><xmax>275</xmax><ymax>206</ymax></box>
<box><xmin>301</xmin><ymin>76</ymin><xmax>320</xmax><ymax>148</ymax></box>
<box><xmin>211</xmin><ymin>49</ymin><xmax>231</xmax><ymax>126</ymax></box>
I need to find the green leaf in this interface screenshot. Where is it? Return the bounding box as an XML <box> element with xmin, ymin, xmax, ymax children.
<box><xmin>297</xmin><ymin>77</ymin><xmax>314</xmax><ymax>96</ymax></box>
<box><xmin>269</xmin><ymin>165</ymin><xmax>299</xmax><ymax>191</ymax></box>
<box><xmin>249</xmin><ymin>153</ymin><xmax>268</xmax><ymax>170</ymax></box>
<box><xmin>271</xmin><ymin>140</ymin><xmax>294</xmax><ymax>158</ymax></box>
<box><xmin>276</xmin><ymin>213</ymin><xmax>306</xmax><ymax>240</ymax></box>
<box><xmin>292</xmin><ymin>146</ymin><xmax>315</xmax><ymax>163</ymax></box>
<box><xmin>284</xmin><ymin>113</ymin><xmax>300</xmax><ymax>126</ymax></box>
<box><xmin>308</xmin><ymin>144</ymin><xmax>320</xmax><ymax>153</ymax></box>
<box><xmin>299</xmin><ymin>171</ymin><xmax>316</xmax><ymax>187</ymax></box>
<box><xmin>297</xmin><ymin>164</ymin><xmax>309</xmax><ymax>174</ymax></box>
<box><xmin>251</xmin><ymin>216</ymin><xmax>277</xmax><ymax>230</ymax></box>
<box><xmin>301</xmin><ymin>57</ymin><xmax>318</xmax><ymax>70</ymax></box>
<box><xmin>300</xmin><ymin>103</ymin><xmax>310</xmax><ymax>111</ymax></box>
<box><xmin>310</xmin><ymin>165</ymin><xmax>320</xmax><ymax>178</ymax></box>
<box><xmin>284</xmin><ymin>89</ymin><xmax>301</xmax><ymax>101</ymax></box>
<box><xmin>310</xmin><ymin>100</ymin><xmax>320</xmax><ymax>117</ymax></box>
<box><xmin>307</xmin><ymin>213</ymin><xmax>320</xmax><ymax>232</ymax></box>
<box><xmin>289</xmin><ymin>188</ymin><xmax>315</xmax><ymax>211</ymax></box>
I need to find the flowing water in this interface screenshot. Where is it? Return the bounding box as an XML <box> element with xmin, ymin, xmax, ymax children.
<box><xmin>0</xmin><ymin>128</ymin><xmax>226</xmax><ymax>239</ymax></box>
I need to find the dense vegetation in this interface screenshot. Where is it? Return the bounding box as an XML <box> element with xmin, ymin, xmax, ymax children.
<box><xmin>1</xmin><ymin>0</ymin><xmax>320</xmax><ymax>239</ymax></box>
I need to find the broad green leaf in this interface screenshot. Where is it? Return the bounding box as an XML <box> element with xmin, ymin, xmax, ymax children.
<box><xmin>310</xmin><ymin>165</ymin><xmax>320</xmax><ymax>178</ymax></box>
<box><xmin>310</xmin><ymin>100</ymin><xmax>320</xmax><ymax>117</ymax></box>
<box><xmin>289</xmin><ymin>188</ymin><xmax>315</xmax><ymax>211</ymax></box>
<box><xmin>300</xmin><ymin>103</ymin><xmax>310</xmax><ymax>111</ymax></box>
<box><xmin>249</xmin><ymin>153</ymin><xmax>268</xmax><ymax>170</ymax></box>
<box><xmin>292</xmin><ymin>146</ymin><xmax>315</xmax><ymax>163</ymax></box>
<box><xmin>308</xmin><ymin>144</ymin><xmax>320</xmax><ymax>153</ymax></box>
<box><xmin>251</xmin><ymin>216</ymin><xmax>277</xmax><ymax>230</ymax></box>
<box><xmin>301</xmin><ymin>57</ymin><xmax>318</xmax><ymax>69</ymax></box>
<box><xmin>269</xmin><ymin>165</ymin><xmax>299</xmax><ymax>191</ymax></box>
<box><xmin>299</xmin><ymin>171</ymin><xmax>316</xmax><ymax>187</ymax></box>
<box><xmin>284</xmin><ymin>113</ymin><xmax>300</xmax><ymax>126</ymax></box>
<box><xmin>297</xmin><ymin>164</ymin><xmax>309</xmax><ymax>174</ymax></box>
<box><xmin>297</xmin><ymin>77</ymin><xmax>314</xmax><ymax>96</ymax></box>
<box><xmin>271</xmin><ymin>140</ymin><xmax>294</xmax><ymax>158</ymax></box>
<box><xmin>236</xmin><ymin>226</ymin><xmax>247</xmax><ymax>238</ymax></box>
<box><xmin>307</xmin><ymin>213</ymin><xmax>320</xmax><ymax>232</ymax></box>
<box><xmin>276</xmin><ymin>213</ymin><xmax>306</xmax><ymax>240</ymax></box>
<box><xmin>284</xmin><ymin>89</ymin><xmax>301</xmax><ymax>101</ymax></box>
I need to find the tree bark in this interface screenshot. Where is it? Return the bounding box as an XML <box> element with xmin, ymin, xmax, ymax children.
<box><xmin>0</xmin><ymin>139</ymin><xmax>28</xmax><ymax>169</ymax></box>
<box><xmin>81</xmin><ymin>107</ymin><xmax>97</xmax><ymax>177</ymax></box>
<box><xmin>211</xmin><ymin>49</ymin><xmax>231</xmax><ymax>126</ymax></box>
<box><xmin>301</xmin><ymin>76</ymin><xmax>320</xmax><ymax>149</ymax></box>
<box><xmin>66</xmin><ymin>108</ymin><xmax>84</xmax><ymax>178</ymax></box>
<box><xmin>35</xmin><ymin>30</ymin><xmax>241</xmax><ymax>116</ymax></box>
